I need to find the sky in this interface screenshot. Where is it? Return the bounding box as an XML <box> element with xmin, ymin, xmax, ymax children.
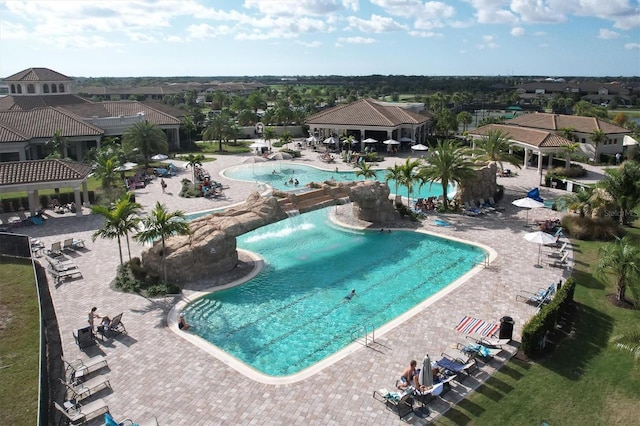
<box><xmin>0</xmin><ymin>0</ymin><xmax>639</xmax><ymax>78</ymax></box>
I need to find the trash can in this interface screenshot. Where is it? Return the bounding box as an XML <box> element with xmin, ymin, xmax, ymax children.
<box><xmin>499</xmin><ymin>316</ymin><xmax>514</xmax><ymax>340</ymax></box>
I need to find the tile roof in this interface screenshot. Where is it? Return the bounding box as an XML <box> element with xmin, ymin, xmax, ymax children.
<box><xmin>471</xmin><ymin>124</ymin><xmax>575</xmax><ymax>148</ymax></box>
<box><xmin>3</xmin><ymin>67</ymin><xmax>72</xmax><ymax>82</ymax></box>
<box><xmin>0</xmin><ymin>94</ymin><xmax>91</xmax><ymax>111</ymax></box>
<box><xmin>507</xmin><ymin>112</ymin><xmax>629</xmax><ymax>134</ymax></box>
<box><xmin>0</xmin><ymin>123</ymin><xmax>30</xmax><ymax>142</ymax></box>
<box><xmin>100</xmin><ymin>101</ymin><xmax>181</xmax><ymax>125</ymax></box>
<box><xmin>306</xmin><ymin>99</ymin><xmax>431</xmax><ymax>127</ymax></box>
<box><xmin>140</xmin><ymin>101</ymin><xmax>190</xmax><ymax>119</ymax></box>
<box><xmin>0</xmin><ymin>159</ymin><xmax>93</xmax><ymax>186</ymax></box>
<box><xmin>0</xmin><ymin>108</ymin><xmax>104</xmax><ymax>142</ymax></box>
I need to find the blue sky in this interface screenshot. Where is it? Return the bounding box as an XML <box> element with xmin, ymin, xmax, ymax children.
<box><xmin>1</xmin><ymin>0</ymin><xmax>639</xmax><ymax>78</ymax></box>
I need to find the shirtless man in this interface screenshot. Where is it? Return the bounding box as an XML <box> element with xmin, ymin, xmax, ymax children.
<box><xmin>398</xmin><ymin>360</ymin><xmax>418</xmax><ymax>390</ymax></box>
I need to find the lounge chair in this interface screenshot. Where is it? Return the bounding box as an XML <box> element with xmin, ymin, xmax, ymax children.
<box><xmin>549</xmin><ymin>252</ymin><xmax>569</xmax><ymax>268</ymax></box>
<box><xmin>436</xmin><ymin>354</ymin><xmax>477</xmax><ymax>381</ymax></box>
<box><xmin>463</xmin><ymin>201</ymin><xmax>482</xmax><ymax>216</ymax></box>
<box><xmin>478</xmin><ymin>199</ymin><xmax>496</xmax><ymax>212</ymax></box>
<box><xmin>73</xmin><ymin>326</ymin><xmax>96</xmax><ymax>350</ymax></box>
<box><xmin>48</xmin><ymin>241</ymin><xmax>63</xmax><ymax>257</ymax></box>
<box><xmin>372</xmin><ymin>388</ymin><xmax>414</xmax><ymax>419</ymax></box>
<box><xmin>455</xmin><ymin>342</ymin><xmax>502</xmax><ymax>362</ymax></box>
<box><xmin>488</xmin><ymin>197</ymin><xmax>505</xmax><ymax>211</ymax></box>
<box><xmin>105</xmin><ymin>413</ymin><xmax>159</xmax><ymax>426</ymax></box>
<box><xmin>544</xmin><ymin>228</ymin><xmax>564</xmax><ymax>248</ymax></box>
<box><xmin>62</xmin><ymin>355</ymin><xmax>108</xmax><ymax>381</ymax></box>
<box><xmin>516</xmin><ymin>283</ymin><xmax>556</xmax><ymax>308</ymax></box>
<box><xmin>51</xmin><ymin>267</ymin><xmax>83</xmax><ymax>285</ymax></box>
<box><xmin>98</xmin><ymin>313</ymin><xmax>127</xmax><ymax>338</ymax></box>
<box><xmin>60</xmin><ymin>374</ymin><xmax>111</xmax><ymax>402</ymax></box>
<box><xmin>54</xmin><ymin>398</ymin><xmax>109</xmax><ymax>425</ymax></box>
<box><xmin>466</xmin><ymin>335</ymin><xmax>511</xmax><ymax>348</ymax></box>
<box><xmin>547</xmin><ymin>242</ymin><xmax>568</xmax><ymax>258</ymax></box>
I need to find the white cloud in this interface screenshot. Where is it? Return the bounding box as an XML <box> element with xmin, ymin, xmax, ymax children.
<box><xmin>624</xmin><ymin>42</ymin><xmax>640</xmax><ymax>49</ymax></box>
<box><xmin>464</xmin><ymin>0</ymin><xmax>519</xmax><ymax>24</ymax></box>
<box><xmin>296</xmin><ymin>40</ymin><xmax>322</xmax><ymax>47</ymax></box>
<box><xmin>337</xmin><ymin>36</ymin><xmax>376</xmax><ymax>44</ymax></box>
<box><xmin>186</xmin><ymin>24</ymin><xmax>232</xmax><ymax>39</ymax></box>
<box><xmin>511</xmin><ymin>0</ymin><xmax>566</xmax><ymax>23</ymax></box>
<box><xmin>370</xmin><ymin>0</ymin><xmax>425</xmax><ymax>18</ymax></box>
<box><xmin>129</xmin><ymin>32</ymin><xmax>157</xmax><ymax>43</ymax></box>
<box><xmin>511</xmin><ymin>26</ymin><xmax>526</xmax><ymax>36</ymax></box>
<box><xmin>408</xmin><ymin>30</ymin><xmax>444</xmax><ymax>38</ymax></box>
<box><xmin>598</xmin><ymin>29</ymin><xmax>620</xmax><ymax>39</ymax></box>
<box><xmin>347</xmin><ymin>14</ymin><xmax>407</xmax><ymax>33</ymax></box>
<box><xmin>477</xmin><ymin>34</ymin><xmax>499</xmax><ymax>49</ymax></box>
<box><xmin>243</xmin><ymin>0</ymin><xmax>345</xmax><ymax>16</ymax></box>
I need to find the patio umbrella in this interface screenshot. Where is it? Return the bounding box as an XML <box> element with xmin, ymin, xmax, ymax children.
<box><xmin>411</xmin><ymin>144</ymin><xmax>429</xmax><ymax>151</ymax></box>
<box><xmin>248</xmin><ymin>141</ymin><xmax>268</xmax><ymax>149</ymax></box>
<box><xmin>383</xmin><ymin>139</ymin><xmax>400</xmax><ymax>145</ymax></box>
<box><xmin>524</xmin><ymin>231</ymin><xmax>558</xmax><ymax>267</ymax></box>
<box><xmin>268</xmin><ymin>152</ymin><xmax>293</xmax><ymax>161</ymax></box>
<box><xmin>242</xmin><ymin>156</ymin><xmax>267</xmax><ymax>173</ymax></box>
<box><xmin>362</xmin><ymin>138</ymin><xmax>378</xmax><ymax>144</ymax></box>
<box><xmin>512</xmin><ymin>197</ymin><xmax>544</xmax><ymax>225</ymax></box>
<box><xmin>115</xmin><ymin>161</ymin><xmax>138</xmax><ymax>171</ymax></box>
<box><xmin>151</xmin><ymin>154</ymin><xmax>168</xmax><ymax>161</ymax></box>
<box><xmin>419</xmin><ymin>354</ymin><xmax>433</xmax><ymax>389</ymax></box>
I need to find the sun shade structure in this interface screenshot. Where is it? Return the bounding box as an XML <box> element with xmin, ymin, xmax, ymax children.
<box><xmin>523</xmin><ymin>231</ymin><xmax>558</xmax><ymax>267</ymax></box>
<box><xmin>512</xmin><ymin>197</ymin><xmax>544</xmax><ymax>225</ymax></box>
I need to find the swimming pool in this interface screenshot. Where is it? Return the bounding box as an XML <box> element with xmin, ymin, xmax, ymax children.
<box><xmin>222</xmin><ymin>162</ymin><xmax>456</xmax><ymax>200</ymax></box>
<box><xmin>183</xmin><ymin>207</ymin><xmax>486</xmax><ymax>378</ymax></box>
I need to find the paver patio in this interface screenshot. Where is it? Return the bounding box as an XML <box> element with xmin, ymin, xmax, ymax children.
<box><xmin>11</xmin><ymin>145</ymin><xmax>590</xmax><ymax>425</ymax></box>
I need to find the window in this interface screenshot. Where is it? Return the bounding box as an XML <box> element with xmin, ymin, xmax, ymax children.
<box><xmin>43</xmin><ymin>84</ymin><xmax>49</xmax><ymax>93</ymax></box>
<box><xmin>10</xmin><ymin>84</ymin><xmax>15</xmax><ymax>94</ymax></box>
<box><xmin>51</xmin><ymin>84</ymin><xmax>57</xmax><ymax>93</ymax></box>
<box><xmin>17</xmin><ymin>85</ymin><xmax>22</xmax><ymax>94</ymax></box>
<box><xmin>27</xmin><ymin>84</ymin><xmax>35</xmax><ymax>94</ymax></box>
<box><xmin>59</xmin><ymin>84</ymin><xmax>65</xmax><ymax>93</ymax></box>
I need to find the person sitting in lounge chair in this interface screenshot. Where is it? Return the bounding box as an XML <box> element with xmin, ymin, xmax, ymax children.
<box><xmin>398</xmin><ymin>360</ymin><xmax>418</xmax><ymax>390</ymax></box>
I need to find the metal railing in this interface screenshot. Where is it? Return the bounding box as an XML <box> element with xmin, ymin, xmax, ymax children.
<box><xmin>350</xmin><ymin>323</ymin><xmax>375</xmax><ymax>347</ymax></box>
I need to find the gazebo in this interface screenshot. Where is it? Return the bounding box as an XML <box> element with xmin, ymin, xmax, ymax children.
<box><xmin>0</xmin><ymin>159</ymin><xmax>93</xmax><ymax>217</ymax></box>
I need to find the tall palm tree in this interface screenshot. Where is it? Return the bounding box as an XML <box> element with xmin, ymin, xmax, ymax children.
<box><xmin>92</xmin><ymin>147</ymin><xmax>122</xmax><ymax>201</ymax></box>
<box><xmin>385</xmin><ymin>162</ymin><xmax>405</xmax><ymax>205</ymax></box>
<box><xmin>263</xmin><ymin>126</ymin><xmax>277</xmax><ymax>151</ymax></box>
<box><xmin>354</xmin><ymin>161</ymin><xmax>377</xmax><ymax>180</ymax></box>
<box><xmin>457</xmin><ymin>111</ymin><xmax>473</xmax><ymax>133</ymax></box>
<box><xmin>122</xmin><ymin>121</ymin><xmax>168</xmax><ymax>167</ymax></box>
<box><xmin>590</xmin><ymin>129</ymin><xmax>606</xmax><ymax>160</ymax></box>
<box><xmin>184</xmin><ymin>153</ymin><xmax>205</xmax><ymax>187</ymax></box>
<box><xmin>91</xmin><ymin>192</ymin><xmax>142</xmax><ymax>266</ymax></box>
<box><xmin>202</xmin><ymin>112</ymin><xmax>229</xmax><ymax>152</ymax></box>
<box><xmin>392</xmin><ymin>157</ymin><xmax>421</xmax><ymax>207</ymax></box>
<box><xmin>562</xmin><ymin>143</ymin><xmax>581</xmax><ymax>172</ymax></box>
<box><xmin>555</xmin><ymin>185</ymin><xmax>595</xmax><ymax>218</ymax></box>
<box><xmin>182</xmin><ymin>116</ymin><xmax>197</xmax><ymax>149</ymax></box>
<box><xmin>473</xmin><ymin>130</ymin><xmax>521</xmax><ymax>172</ymax></box>
<box><xmin>598</xmin><ymin>160</ymin><xmax>640</xmax><ymax>225</ymax></box>
<box><xmin>417</xmin><ymin>139</ymin><xmax>477</xmax><ymax>210</ymax></box>
<box><xmin>134</xmin><ymin>202</ymin><xmax>191</xmax><ymax>283</ymax></box>
<box><xmin>596</xmin><ymin>236</ymin><xmax>640</xmax><ymax>303</ymax></box>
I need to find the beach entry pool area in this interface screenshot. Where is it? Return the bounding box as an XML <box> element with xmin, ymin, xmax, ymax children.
<box><xmin>223</xmin><ymin>162</ymin><xmax>455</xmax><ymax>199</ymax></box>
<box><xmin>183</xmin><ymin>207</ymin><xmax>486</xmax><ymax>379</ymax></box>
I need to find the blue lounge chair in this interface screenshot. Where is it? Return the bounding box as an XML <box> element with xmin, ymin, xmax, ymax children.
<box><xmin>436</xmin><ymin>354</ymin><xmax>477</xmax><ymax>381</ymax></box>
<box><xmin>516</xmin><ymin>283</ymin><xmax>556</xmax><ymax>308</ymax></box>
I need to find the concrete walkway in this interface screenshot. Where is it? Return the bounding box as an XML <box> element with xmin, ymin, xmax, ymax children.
<box><xmin>17</xmin><ymin>146</ymin><xmax>592</xmax><ymax>425</ymax></box>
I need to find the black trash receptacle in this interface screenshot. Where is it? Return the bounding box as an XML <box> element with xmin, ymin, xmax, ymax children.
<box><xmin>499</xmin><ymin>316</ymin><xmax>514</xmax><ymax>340</ymax></box>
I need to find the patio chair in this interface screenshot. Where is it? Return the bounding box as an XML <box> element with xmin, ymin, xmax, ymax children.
<box><xmin>549</xmin><ymin>252</ymin><xmax>569</xmax><ymax>268</ymax></box>
<box><xmin>73</xmin><ymin>326</ymin><xmax>96</xmax><ymax>350</ymax></box>
<box><xmin>488</xmin><ymin>197</ymin><xmax>505</xmax><ymax>211</ymax></box>
<box><xmin>455</xmin><ymin>342</ymin><xmax>502</xmax><ymax>362</ymax></box>
<box><xmin>544</xmin><ymin>228</ymin><xmax>564</xmax><ymax>248</ymax></box>
<box><xmin>372</xmin><ymin>388</ymin><xmax>415</xmax><ymax>419</ymax></box>
<box><xmin>60</xmin><ymin>374</ymin><xmax>111</xmax><ymax>402</ymax></box>
<box><xmin>516</xmin><ymin>283</ymin><xmax>556</xmax><ymax>308</ymax></box>
<box><xmin>466</xmin><ymin>334</ymin><xmax>511</xmax><ymax>348</ymax></box>
<box><xmin>48</xmin><ymin>241</ymin><xmax>63</xmax><ymax>257</ymax></box>
<box><xmin>105</xmin><ymin>413</ymin><xmax>159</xmax><ymax>426</ymax></box>
<box><xmin>98</xmin><ymin>313</ymin><xmax>126</xmax><ymax>338</ymax></box>
<box><xmin>62</xmin><ymin>354</ymin><xmax>108</xmax><ymax>381</ymax></box>
<box><xmin>54</xmin><ymin>398</ymin><xmax>109</xmax><ymax>425</ymax></box>
<box><xmin>435</xmin><ymin>354</ymin><xmax>477</xmax><ymax>382</ymax></box>
<box><xmin>463</xmin><ymin>201</ymin><xmax>481</xmax><ymax>216</ymax></box>
<box><xmin>547</xmin><ymin>242</ymin><xmax>568</xmax><ymax>258</ymax></box>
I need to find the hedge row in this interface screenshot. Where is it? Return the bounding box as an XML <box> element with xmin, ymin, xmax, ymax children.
<box><xmin>521</xmin><ymin>277</ymin><xmax>576</xmax><ymax>358</ymax></box>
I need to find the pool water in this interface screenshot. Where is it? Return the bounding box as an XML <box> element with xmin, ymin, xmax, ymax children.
<box><xmin>223</xmin><ymin>162</ymin><xmax>455</xmax><ymax>200</ymax></box>
<box><xmin>184</xmin><ymin>207</ymin><xmax>485</xmax><ymax>377</ymax></box>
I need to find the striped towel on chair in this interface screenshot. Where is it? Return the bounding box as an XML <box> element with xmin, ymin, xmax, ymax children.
<box><xmin>455</xmin><ymin>316</ymin><xmax>500</xmax><ymax>337</ymax></box>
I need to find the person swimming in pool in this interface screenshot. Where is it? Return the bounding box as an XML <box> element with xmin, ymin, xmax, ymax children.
<box><xmin>344</xmin><ymin>289</ymin><xmax>357</xmax><ymax>301</ymax></box>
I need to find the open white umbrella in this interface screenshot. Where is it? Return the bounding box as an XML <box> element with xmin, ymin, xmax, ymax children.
<box><xmin>524</xmin><ymin>231</ymin><xmax>558</xmax><ymax>267</ymax></box>
<box><xmin>248</xmin><ymin>141</ymin><xmax>268</xmax><ymax>149</ymax></box>
<box><xmin>383</xmin><ymin>139</ymin><xmax>400</xmax><ymax>145</ymax></box>
<box><xmin>362</xmin><ymin>138</ymin><xmax>378</xmax><ymax>144</ymax></box>
<box><xmin>512</xmin><ymin>197</ymin><xmax>544</xmax><ymax>225</ymax></box>
<box><xmin>116</xmin><ymin>161</ymin><xmax>138</xmax><ymax>171</ymax></box>
<box><xmin>400</xmin><ymin>136</ymin><xmax>414</xmax><ymax>143</ymax></box>
<box><xmin>268</xmin><ymin>152</ymin><xmax>293</xmax><ymax>160</ymax></box>
<box><xmin>151</xmin><ymin>154</ymin><xmax>168</xmax><ymax>161</ymax></box>
<box><xmin>411</xmin><ymin>144</ymin><xmax>429</xmax><ymax>151</ymax></box>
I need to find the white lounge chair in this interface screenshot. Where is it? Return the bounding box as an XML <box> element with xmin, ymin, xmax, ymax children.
<box><xmin>62</xmin><ymin>355</ymin><xmax>108</xmax><ymax>380</ymax></box>
<box><xmin>549</xmin><ymin>252</ymin><xmax>569</xmax><ymax>268</ymax></box>
<box><xmin>54</xmin><ymin>398</ymin><xmax>109</xmax><ymax>425</ymax></box>
<box><xmin>60</xmin><ymin>374</ymin><xmax>111</xmax><ymax>402</ymax></box>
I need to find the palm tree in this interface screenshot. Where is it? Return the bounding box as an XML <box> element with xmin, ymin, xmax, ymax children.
<box><xmin>457</xmin><ymin>111</ymin><xmax>473</xmax><ymax>133</ymax></box>
<box><xmin>417</xmin><ymin>139</ymin><xmax>477</xmax><ymax>210</ymax></box>
<box><xmin>93</xmin><ymin>147</ymin><xmax>122</xmax><ymax>201</ymax></box>
<box><xmin>562</xmin><ymin>142</ymin><xmax>581</xmax><ymax>172</ymax></box>
<box><xmin>590</xmin><ymin>129</ymin><xmax>606</xmax><ymax>160</ymax></box>
<box><xmin>91</xmin><ymin>192</ymin><xmax>142</xmax><ymax>266</ymax></box>
<box><xmin>610</xmin><ymin>330</ymin><xmax>640</xmax><ymax>363</ymax></box>
<box><xmin>122</xmin><ymin>121</ymin><xmax>168</xmax><ymax>167</ymax></box>
<box><xmin>46</xmin><ymin>129</ymin><xmax>69</xmax><ymax>159</ymax></box>
<box><xmin>279</xmin><ymin>131</ymin><xmax>293</xmax><ymax>148</ymax></box>
<box><xmin>473</xmin><ymin>130</ymin><xmax>521</xmax><ymax>173</ymax></box>
<box><xmin>354</xmin><ymin>161</ymin><xmax>377</xmax><ymax>180</ymax></box>
<box><xmin>390</xmin><ymin>157</ymin><xmax>421</xmax><ymax>207</ymax></box>
<box><xmin>182</xmin><ymin>116</ymin><xmax>197</xmax><ymax>150</ymax></box>
<box><xmin>555</xmin><ymin>185</ymin><xmax>595</xmax><ymax>218</ymax></box>
<box><xmin>202</xmin><ymin>112</ymin><xmax>229</xmax><ymax>152</ymax></box>
<box><xmin>598</xmin><ymin>160</ymin><xmax>640</xmax><ymax>225</ymax></box>
<box><xmin>134</xmin><ymin>202</ymin><xmax>191</xmax><ymax>283</ymax></box>
<box><xmin>263</xmin><ymin>126</ymin><xmax>277</xmax><ymax>151</ymax></box>
<box><xmin>184</xmin><ymin>153</ymin><xmax>205</xmax><ymax>187</ymax></box>
<box><xmin>596</xmin><ymin>236</ymin><xmax>640</xmax><ymax>303</ymax></box>
<box><xmin>385</xmin><ymin>162</ymin><xmax>405</xmax><ymax>205</ymax></box>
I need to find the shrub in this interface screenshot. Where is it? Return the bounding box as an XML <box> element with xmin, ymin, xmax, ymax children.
<box><xmin>114</xmin><ymin>258</ymin><xmax>181</xmax><ymax>297</ymax></box>
<box><xmin>179</xmin><ymin>179</ymin><xmax>202</xmax><ymax>198</ymax></box>
<box><xmin>548</xmin><ymin>165</ymin><xmax>587</xmax><ymax>179</ymax></box>
<box><xmin>281</xmin><ymin>148</ymin><xmax>301</xmax><ymax>158</ymax></box>
<box><xmin>521</xmin><ymin>278</ymin><xmax>576</xmax><ymax>358</ymax></box>
<box><xmin>561</xmin><ymin>215</ymin><xmax>624</xmax><ymax>240</ymax></box>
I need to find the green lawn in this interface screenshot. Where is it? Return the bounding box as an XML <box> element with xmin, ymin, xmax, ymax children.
<box><xmin>435</xmin><ymin>223</ymin><xmax>640</xmax><ymax>426</ymax></box>
<box><xmin>0</xmin><ymin>257</ymin><xmax>40</xmax><ymax>425</ymax></box>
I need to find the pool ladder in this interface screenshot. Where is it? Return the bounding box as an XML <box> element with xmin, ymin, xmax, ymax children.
<box><xmin>473</xmin><ymin>252</ymin><xmax>490</xmax><ymax>268</ymax></box>
<box><xmin>350</xmin><ymin>323</ymin><xmax>375</xmax><ymax>347</ymax></box>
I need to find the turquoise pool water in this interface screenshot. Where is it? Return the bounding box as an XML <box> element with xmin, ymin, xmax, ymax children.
<box><xmin>184</xmin><ymin>207</ymin><xmax>485</xmax><ymax>377</ymax></box>
<box><xmin>223</xmin><ymin>162</ymin><xmax>455</xmax><ymax>199</ymax></box>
